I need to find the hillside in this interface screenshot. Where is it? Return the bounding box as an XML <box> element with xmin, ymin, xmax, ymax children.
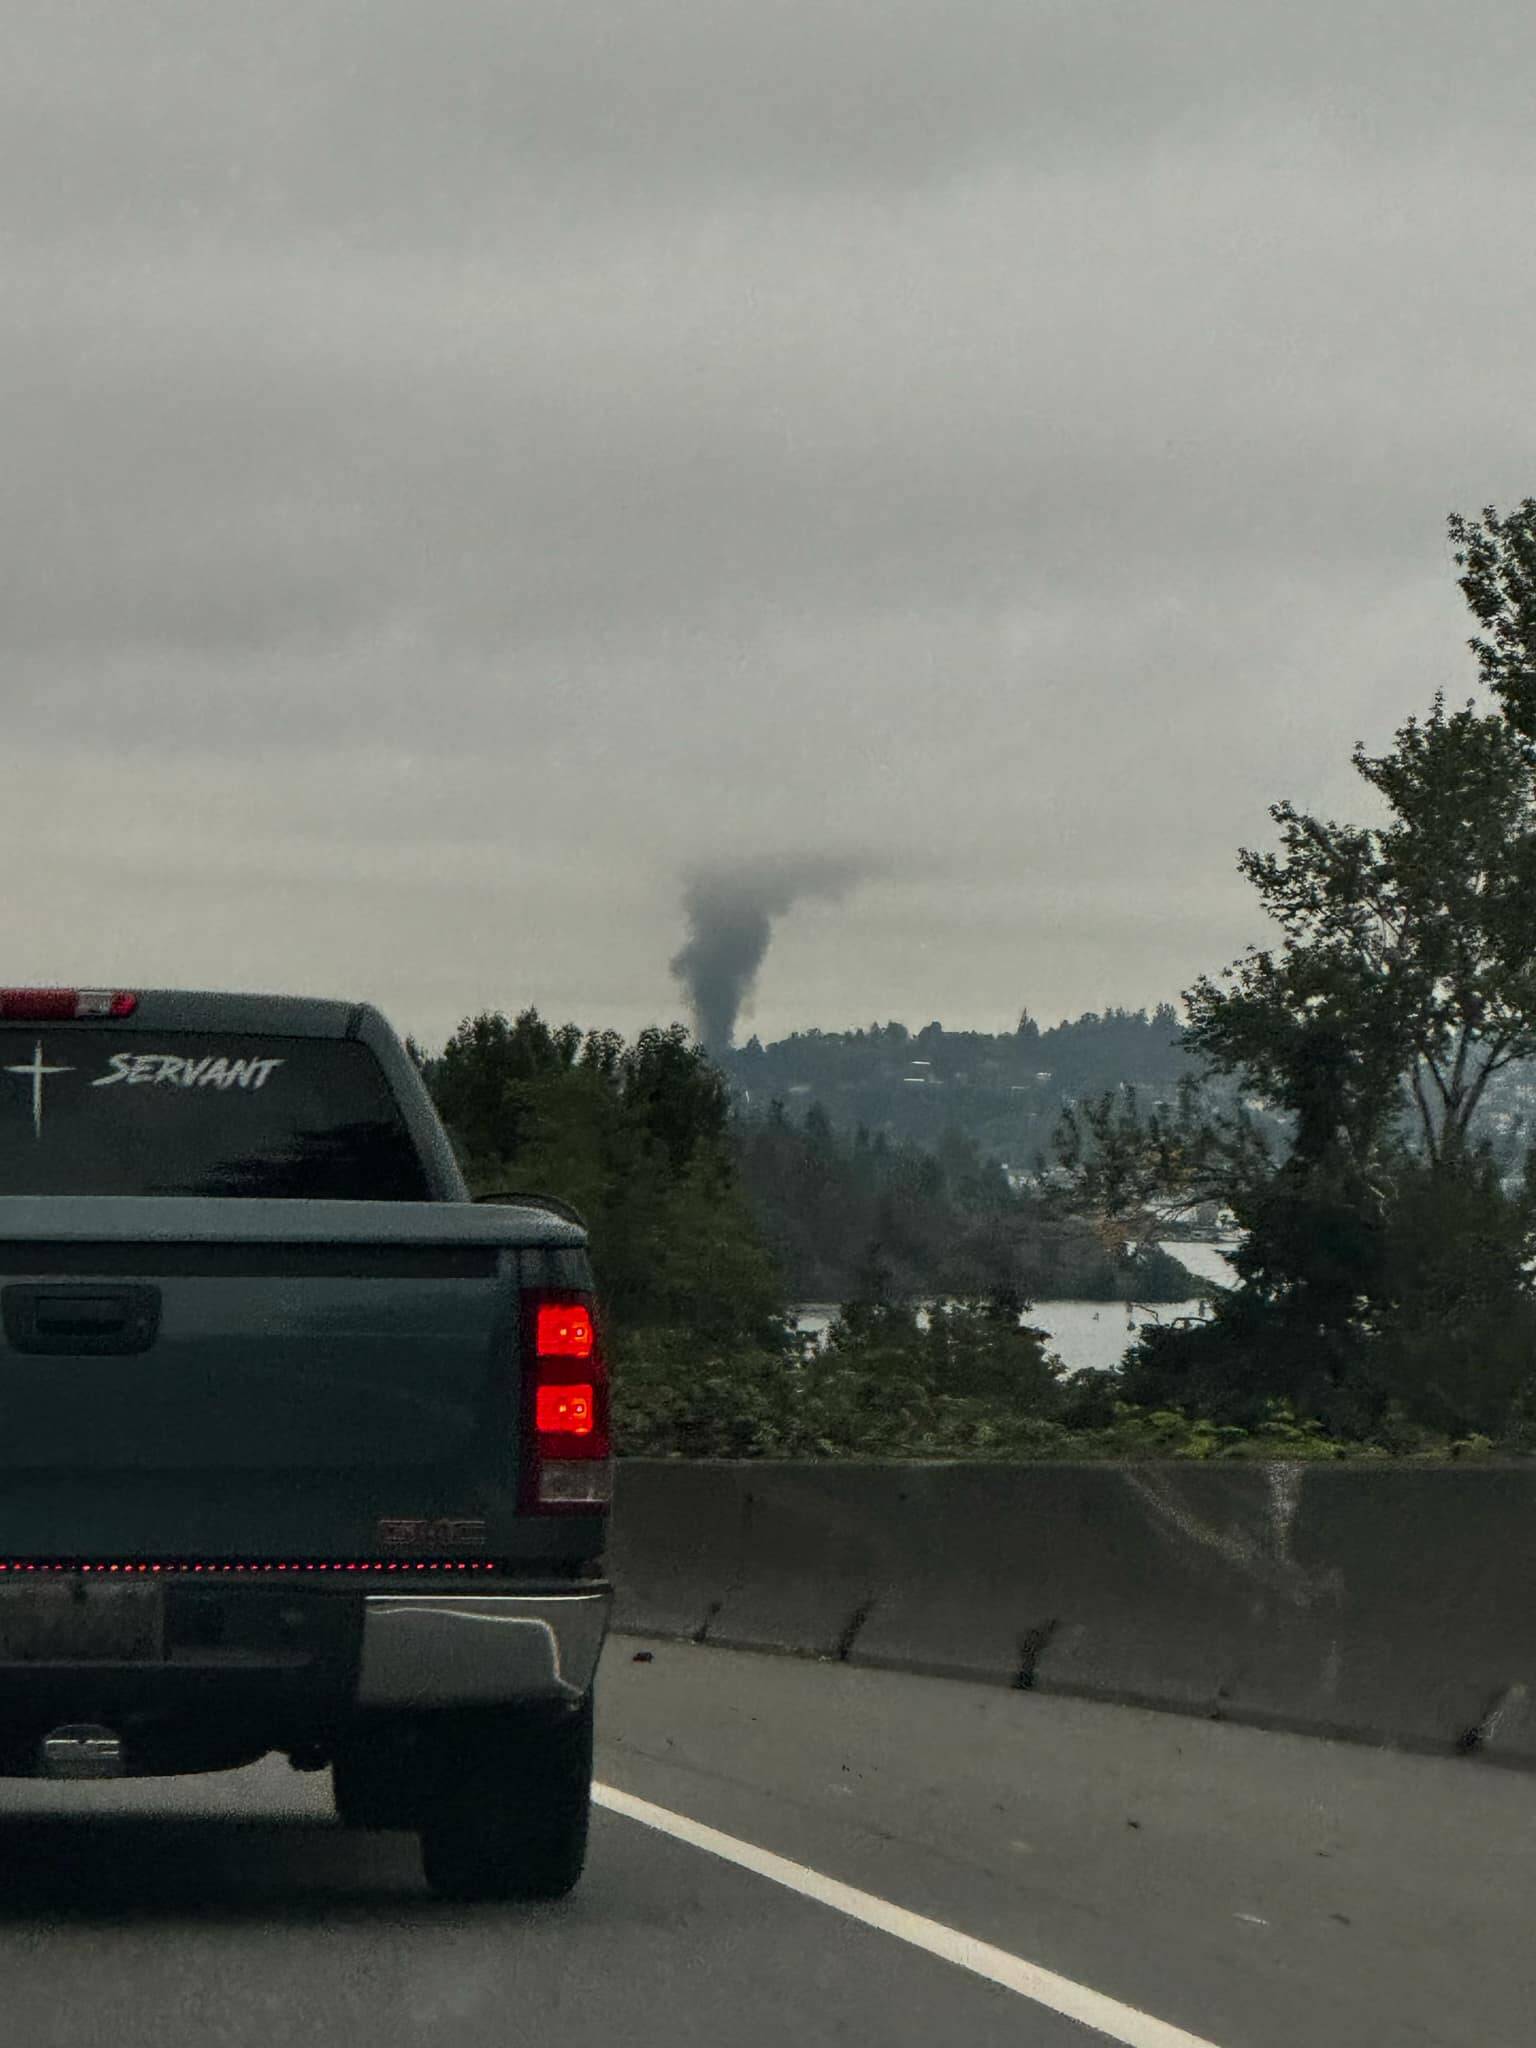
<box><xmin>720</xmin><ymin>1004</ymin><xmax>1289</xmax><ymax>1179</ymax></box>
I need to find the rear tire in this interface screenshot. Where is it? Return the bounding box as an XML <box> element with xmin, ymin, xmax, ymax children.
<box><xmin>418</xmin><ymin>1693</ymin><xmax>593</xmax><ymax>1903</ymax></box>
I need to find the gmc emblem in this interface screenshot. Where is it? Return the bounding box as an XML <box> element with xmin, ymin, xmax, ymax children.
<box><xmin>374</xmin><ymin>1518</ymin><xmax>488</xmax><ymax>1550</ymax></box>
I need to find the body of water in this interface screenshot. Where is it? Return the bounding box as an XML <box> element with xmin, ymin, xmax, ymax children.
<box><xmin>791</xmin><ymin>1239</ymin><xmax>1242</xmax><ymax>1377</ymax></box>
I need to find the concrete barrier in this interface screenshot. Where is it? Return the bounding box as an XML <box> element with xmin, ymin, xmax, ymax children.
<box><xmin>697</xmin><ymin>1465</ymin><xmax>898</xmax><ymax>1661</ymax></box>
<box><xmin>851</xmin><ymin>1464</ymin><xmax>1312</xmax><ymax>1708</ymax></box>
<box><xmin>1275</xmin><ymin>1468</ymin><xmax>1536</xmax><ymax>1759</ymax></box>
<box><xmin>606</xmin><ymin>1460</ymin><xmax>1536</xmax><ymax>1764</ymax></box>
<box><xmin>606</xmin><ymin>1462</ymin><xmax>749</xmax><ymax>1641</ymax></box>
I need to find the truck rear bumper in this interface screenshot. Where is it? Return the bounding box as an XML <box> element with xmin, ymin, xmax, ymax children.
<box><xmin>354</xmin><ymin>1588</ymin><xmax>611</xmax><ymax>1709</ymax></box>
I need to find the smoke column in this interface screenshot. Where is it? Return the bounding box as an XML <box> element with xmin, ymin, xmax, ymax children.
<box><xmin>670</xmin><ymin>855</ymin><xmax>866</xmax><ymax>1053</ymax></box>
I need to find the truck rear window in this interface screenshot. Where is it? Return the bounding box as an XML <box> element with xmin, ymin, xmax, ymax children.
<box><xmin>0</xmin><ymin>1032</ymin><xmax>432</xmax><ymax>1199</ymax></box>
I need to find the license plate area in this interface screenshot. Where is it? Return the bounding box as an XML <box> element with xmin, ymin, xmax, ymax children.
<box><xmin>0</xmin><ymin>1580</ymin><xmax>165</xmax><ymax>1661</ymax></box>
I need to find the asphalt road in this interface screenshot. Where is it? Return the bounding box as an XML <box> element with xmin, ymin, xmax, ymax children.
<box><xmin>0</xmin><ymin>1635</ymin><xmax>1529</xmax><ymax>2046</ymax></box>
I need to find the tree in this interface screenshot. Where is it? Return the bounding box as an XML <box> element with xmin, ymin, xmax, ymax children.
<box><xmin>1044</xmin><ymin>1072</ymin><xmax>1272</xmax><ymax>1256</ymax></box>
<box><xmin>431</xmin><ymin>1010</ymin><xmax>540</xmax><ymax>1169</ymax></box>
<box><xmin>1049</xmin><ymin>507</ymin><xmax>1536</xmax><ymax>1433</ymax></box>
<box><xmin>420</xmin><ymin>1009</ymin><xmax>784</xmax><ymax>1347</ymax></box>
<box><xmin>802</xmin><ymin>1101</ymin><xmax>836</xmax><ymax>1156</ymax></box>
<box><xmin>620</xmin><ymin>1025</ymin><xmax>728</xmax><ymax>1175</ymax></box>
<box><xmin>1449</xmin><ymin>498</ymin><xmax>1536</xmax><ymax>739</ymax></box>
<box><xmin>1190</xmin><ymin>696</ymin><xmax>1536</xmax><ymax>1173</ymax></box>
<box><xmin>1365</xmin><ymin>1140</ymin><xmax>1536</xmax><ymax>1438</ymax></box>
<box><xmin>1060</xmin><ymin>694</ymin><xmax>1536</xmax><ymax>1197</ymax></box>
<box><xmin>430</xmin><ymin>1009</ymin><xmax>601</xmax><ymax>1189</ymax></box>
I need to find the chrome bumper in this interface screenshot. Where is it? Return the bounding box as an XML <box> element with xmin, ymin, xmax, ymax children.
<box><xmin>355</xmin><ymin>1588</ymin><xmax>611</xmax><ymax>1709</ymax></box>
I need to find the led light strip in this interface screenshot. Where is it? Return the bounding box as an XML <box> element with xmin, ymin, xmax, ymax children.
<box><xmin>0</xmin><ymin>1559</ymin><xmax>502</xmax><ymax>1574</ymax></box>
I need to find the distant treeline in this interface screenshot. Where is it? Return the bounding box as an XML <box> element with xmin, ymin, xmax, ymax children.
<box><xmin>406</xmin><ymin>1003</ymin><xmax>1512</xmax><ymax>1466</ymax></box>
<box><xmin>412</xmin><ymin>1008</ymin><xmax>1202</xmax><ymax>1312</ymax></box>
<box><xmin>733</xmin><ymin>1098</ymin><xmax>1200</xmax><ymax>1303</ymax></box>
<box><xmin>720</xmin><ymin>1006</ymin><xmax>1293</xmax><ymax>1167</ymax></box>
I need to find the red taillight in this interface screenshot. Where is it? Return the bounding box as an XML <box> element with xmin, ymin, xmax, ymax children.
<box><xmin>522</xmin><ymin>1291</ymin><xmax>611</xmax><ymax>1513</ymax></box>
<box><xmin>536</xmin><ymin>1303</ymin><xmax>593</xmax><ymax>1358</ymax></box>
<box><xmin>0</xmin><ymin>989</ymin><xmax>138</xmax><ymax>1021</ymax></box>
<box><xmin>536</xmin><ymin>1383</ymin><xmax>595</xmax><ymax>1435</ymax></box>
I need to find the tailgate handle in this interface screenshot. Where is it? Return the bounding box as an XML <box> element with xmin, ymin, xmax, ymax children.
<box><xmin>1</xmin><ymin>1285</ymin><xmax>162</xmax><ymax>1356</ymax></box>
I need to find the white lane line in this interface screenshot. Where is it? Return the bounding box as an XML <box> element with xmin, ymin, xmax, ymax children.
<box><xmin>594</xmin><ymin>1782</ymin><xmax>1225</xmax><ymax>2048</ymax></box>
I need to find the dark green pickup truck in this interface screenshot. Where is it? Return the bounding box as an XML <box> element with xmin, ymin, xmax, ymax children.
<box><xmin>0</xmin><ymin>987</ymin><xmax>611</xmax><ymax>1900</ymax></box>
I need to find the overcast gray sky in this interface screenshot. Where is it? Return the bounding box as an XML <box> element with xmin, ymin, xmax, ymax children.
<box><xmin>4</xmin><ymin>0</ymin><xmax>1533</xmax><ymax>1052</ymax></box>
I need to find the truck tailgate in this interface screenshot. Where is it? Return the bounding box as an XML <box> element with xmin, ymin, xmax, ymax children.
<box><xmin>0</xmin><ymin>1197</ymin><xmax>591</xmax><ymax>1559</ymax></box>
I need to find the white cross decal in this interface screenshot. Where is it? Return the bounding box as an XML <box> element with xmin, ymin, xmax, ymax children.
<box><xmin>4</xmin><ymin>1041</ymin><xmax>75</xmax><ymax>1138</ymax></box>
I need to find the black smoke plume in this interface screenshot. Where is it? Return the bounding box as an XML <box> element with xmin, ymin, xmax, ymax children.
<box><xmin>670</xmin><ymin>855</ymin><xmax>865</xmax><ymax>1054</ymax></box>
